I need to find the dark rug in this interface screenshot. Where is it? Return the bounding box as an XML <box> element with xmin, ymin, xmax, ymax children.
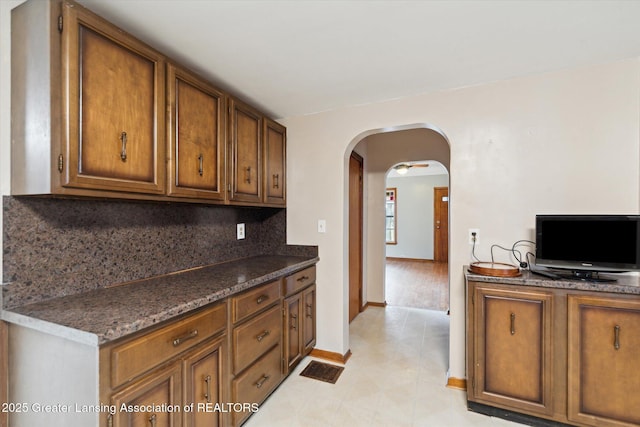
<box><xmin>299</xmin><ymin>360</ymin><xmax>344</xmax><ymax>384</ymax></box>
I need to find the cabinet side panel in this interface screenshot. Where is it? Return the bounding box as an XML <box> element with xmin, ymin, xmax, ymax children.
<box><xmin>11</xmin><ymin>0</ymin><xmax>59</xmax><ymax>195</ymax></box>
<box><xmin>8</xmin><ymin>324</ymin><xmax>99</xmax><ymax>427</ymax></box>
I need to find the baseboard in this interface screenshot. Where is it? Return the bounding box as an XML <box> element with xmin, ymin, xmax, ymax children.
<box><xmin>363</xmin><ymin>301</ymin><xmax>386</xmax><ymax>309</ymax></box>
<box><xmin>446</xmin><ymin>376</ymin><xmax>467</xmax><ymax>390</ymax></box>
<box><xmin>386</xmin><ymin>257</ymin><xmax>433</xmax><ymax>263</ymax></box>
<box><xmin>309</xmin><ymin>348</ymin><xmax>352</xmax><ymax>365</ymax></box>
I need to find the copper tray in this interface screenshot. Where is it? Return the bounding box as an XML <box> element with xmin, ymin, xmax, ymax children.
<box><xmin>469</xmin><ymin>262</ymin><xmax>521</xmax><ymax>277</ymax></box>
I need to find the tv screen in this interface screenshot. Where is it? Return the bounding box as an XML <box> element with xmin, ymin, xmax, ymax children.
<box><xmin>535</xmin><ymin>215</ymin><xmax>640</xmax><ymax>274</ymax></box>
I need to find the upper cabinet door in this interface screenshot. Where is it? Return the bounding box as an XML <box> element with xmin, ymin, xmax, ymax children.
<box><xmin>263</xmin><ymin>118</ymin><xmax>286</xmax><ymax>206</ymax></box>
<box><xmin>167</xmin><ymin>64</ymin><xmax>226</xmax><ymax>200</ymax></box>
<box><xmin>61</xmin><ymin>3</ymin><xmax>165</xmax><ymax>194</ymax></box>
<box><xmin>228</xmin><ymin>98</ymin><xmax>262</xmax><ymax>204</ymax></box>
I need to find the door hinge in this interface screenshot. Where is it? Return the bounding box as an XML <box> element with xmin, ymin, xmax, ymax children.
<box><xmin>57</xmin><ymin>154</ymin><xmax>64</xmax><ymax>173</ymax></box>
<box><xmin>58</xmin><ymin>15</ymin><xmax>63</xmax><ymax>33</ymax></box>
<box><xmin>227</xmin><ymin>183</ymin><xmax>231</xmax><ymax>192</ymax></box>
<box><xmin>472</xmin><ymin>377</ymin><xmax>475</xmax><ymax>389</ymax></box>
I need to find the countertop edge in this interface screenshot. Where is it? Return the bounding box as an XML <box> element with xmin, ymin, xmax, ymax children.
<box><xmin>1</xmin><ymin>310</ymin><xmax>99</xmax><ymax>346</ymax></box>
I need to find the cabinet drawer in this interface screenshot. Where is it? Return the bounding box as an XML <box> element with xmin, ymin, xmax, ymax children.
<box><xmin>232</xmin><ymin>280</ymin><xmax>281</xmax><ymax>324</ymax></box>
<box><xmin>283</xmin><ymin>266</ymin><xmax>316</xmax><ymax>296</ymax></box>
<box><xmin>233</xmin><ymin>305</ymin><xmax>281</xmax><ymax>374</ymax></box>
<box><xmin>110</xmin><ymin>302</ymin><xmax>227</xmax><ymax>388</ymax></box>
<box><xmin>232</xmin><ymin>344</ymin><xmax>282</xmax><ymax>425</ymax></box>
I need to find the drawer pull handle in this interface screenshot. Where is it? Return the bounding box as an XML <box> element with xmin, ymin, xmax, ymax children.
<box><xmin>614</xmin><ymin>325</ymin><xmax>621</xmax><ymax>350</ymax></box>
<box><xmin>204</xmin><ymin>374</ymin><xmax>212</xmax><ymax>403</ymax></box>
<box><xmin>291</xmin><ymin>313</ymin><xmax>298</xmax><ymax>331</ymax></box>
<box><xmin>149</xmin><ymin>413</ymin><xmax>157</xmax><ymax>427</ymax></box>
<box><xmin>273</xmin><ymin>173</ymin><xmax>279</xmax><ymax>189</ymax></box>
<box><xmin>120</xmin><ymin>131</ymin><xmax>128</xmax><ymax>161</ymax></box>
<box><xmin>107</xmin><ymin>414</ymin><xmax>113</xmax><ymax>427</ymax></box>
<box><xmin>510</xmin><ymin>313</ymin><xmax>516</xmax><ymax>335</ymax></box>
<box><xmin>255</xmin><ymin>374</ymin><xmax>270</xmax><ymax>389</ymax></box>
<box><xmin>256</xmin><ymin>330</ymin><xmax>271</xmax><ymax>342</ymax></box>
<box><xmin>198</xmin><ymin>153</ymin><xmax>204</xmax><ymax>176</ymax></box>
<box><xmin>256</xmin><ymin>294</ymin><xmax>269</xmax><ymax>304</ymax></box>
<box><xmin>296</xmin><ymin>275</ymin><xmax>310</xmax><ymax>283</ymax></box>
<box><xmin>306</xmin><ymin>303</ymin><xmax>313</xmax><ymax>318</ymax></box>
<box><xmin>172</xmin><ymin>329</ymin><xmax>198</xmax><ymax>346</ymax></box>
<box><xmin>244</xmin><ymin>166</ymin><xmax>252</xmax><ymax>184</ymax></box>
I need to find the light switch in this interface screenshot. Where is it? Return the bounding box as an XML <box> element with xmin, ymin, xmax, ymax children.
<box><xmin>318</xmin><ymin>220</ymin><xmax>326</xmax><ymax>233</ymax></box>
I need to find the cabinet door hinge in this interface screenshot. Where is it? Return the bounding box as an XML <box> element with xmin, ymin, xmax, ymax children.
<box><xmin>58</xmin><ymin>15</ymin><xmax>63</xmax><ymax>33</ymax></box>
<box><xmin>57</xmin><ymin>154</ymin><xmax>64</xmax><ymax>173</ymax></box>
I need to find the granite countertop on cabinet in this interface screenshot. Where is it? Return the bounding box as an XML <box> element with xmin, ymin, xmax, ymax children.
<box><xmin>2</xmin><ymin>255</ymin><xmax>319</xmax><ymax>346</ymax></box>
<box><xmin>465</xmin><ymin>266</ymin><xmax>640</xmax><ymax>295</ymax></box>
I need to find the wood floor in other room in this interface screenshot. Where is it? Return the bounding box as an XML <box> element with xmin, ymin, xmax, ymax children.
<box><xmin>385</xmin><ymin>259</ymin><xmax>448</xmax><ymax>311</ymax></box>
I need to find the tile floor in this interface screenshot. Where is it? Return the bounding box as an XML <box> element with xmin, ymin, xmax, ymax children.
<box><xmin>245</xmin><ymin>306</ymin><xmax>521</xmax><ymax>426</ymax></box>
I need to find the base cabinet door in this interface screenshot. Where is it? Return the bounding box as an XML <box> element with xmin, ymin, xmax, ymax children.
<box><xmin>567</xmin><ymin>295</ymin><xmax>640</xmax><ymax>427</ymax></box>
<box><xmin>302</xmin><ymin>284</ymin><xmax>316</xmax><ymax>354</ymax></box>
<box><xmin>284</xmin><ymin>293</ymin><xmax>302</xmax><ymax>372</ymax></box>
<box><xmin>110</xmin><ymin>362</ymin><xmax>182</xmax><ymax>427</ymax></box>
<box><xmin>183</xmin><ymin>337</ymin><xmax>226</xmax><ymax>427</ymax></box>
<box><xmin>470</xmin><ymin>285</ymin><xmax>554</xmax><ymax>417</ymax></box>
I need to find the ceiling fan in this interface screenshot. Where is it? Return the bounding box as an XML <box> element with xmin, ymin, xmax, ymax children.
<box><xmin>393</xmin><ymin>162</ymin><xmax>429</xmax><ymax>175</ymax></box>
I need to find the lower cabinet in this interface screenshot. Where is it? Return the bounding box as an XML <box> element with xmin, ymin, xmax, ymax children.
<box><xmin>567</xmin><ymin>294</ymin><xmax>640</xmax><ymax>427</ymax></box>
<box><xmin>467</xmin><ymin>279</ymin><xmax>640</xmax><ymax>427</ymax></box>
<box><xmin>100</xmin><ymin>302</ymin><xmax>228</xmax><ymax>427</ymax></box>
<box><xmin>468</xmin><ymin>285</ymin><xmax>554</xmax><ymax>417</ymax></box>
<box><xmin>230</xmin><ymin>281</ymin><xmax>284</xmax><ymax>426</ymax></box>
<box><xmin>283</xmin><ymin>284</ymin><xmax>316</xmax><ymax>374</ymax></box>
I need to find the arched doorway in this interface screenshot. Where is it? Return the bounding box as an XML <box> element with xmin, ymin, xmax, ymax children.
<box><xmin>346</xmin><ymin>124</ymin><xmax>451</xmax><ymax>317</ymax></box>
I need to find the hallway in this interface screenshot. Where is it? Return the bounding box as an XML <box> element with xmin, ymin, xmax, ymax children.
<box><xmin>385</xmin><ymin>259</ymin><xmax>448</xmax><ymax>311</ymax></box>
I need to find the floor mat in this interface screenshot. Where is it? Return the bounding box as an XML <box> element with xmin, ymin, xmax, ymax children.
<box><xmin>299</xmin><ymin>360</ymin><xmax>344</xmax><ymax>384</ymax></box>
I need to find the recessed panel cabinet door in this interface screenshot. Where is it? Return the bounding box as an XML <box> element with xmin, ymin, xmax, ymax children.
<box><xmin>568</xmin><ymin>295</ymin><xmax>640</xmax><ymax>427</ymax></box>
<box><xmin>167</xmin><ymin>65</ymin><xmax>225</xmax><ymax>200</ymax></box>
<box><xmin>472</xmin><ymin>286</ymin><xmax>554</xmax><ymax>417</ymax></box>
<box><xmin>228</xmin><ymin>99</ymin><xmax>261</xmax><ymax>203</ymax></box>
<box><xmin>302</xmin><ymin>284</ymin><xmax>316</xmax><ymax>354</ymax></box>
<box><xmin>62</xmin><ymin>4</ymin><xmax>165</xmax><ymax>194</ymax></box>
<box><xmin>263</xmin><ymin>119</ymin><xmax>286</xmax><ymax>205</ymax></box>
<box><xmin>284</xmin><ymin>293</ymin><xmax>302</xmax><ymax>372</ymax></box>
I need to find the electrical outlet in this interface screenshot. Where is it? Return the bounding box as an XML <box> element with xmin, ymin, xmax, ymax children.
<box><xmin>317</xmin><ymin>219</ymin><xmax>326</xmax><ymax>233</ymax></box>
<box><xmin>469</xmin><ymin>228</ymin><xmax>479</xmax><ymax>245</ymax></box>
<box><xmin>237</xmin><ymin>223</ymin><xmax>245</xmax><ymax>240</ymax></box>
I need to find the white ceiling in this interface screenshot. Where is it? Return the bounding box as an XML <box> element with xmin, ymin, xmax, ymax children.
<box><xmin>75</xmin><ymin>0</ymin><xmax>640</xmax><ymax>120</ymax></box>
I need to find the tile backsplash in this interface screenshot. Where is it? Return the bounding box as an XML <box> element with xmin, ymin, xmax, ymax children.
<box><xmin>2</xmin><ymin>196</ymin><xmax>316</xmax><ymax>309</ymax></box>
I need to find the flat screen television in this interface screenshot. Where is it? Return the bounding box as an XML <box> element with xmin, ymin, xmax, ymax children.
<box><xmin>535</xmin><ymin>214</ymin><xmax>640</xmax><ymax>281</ymax></box>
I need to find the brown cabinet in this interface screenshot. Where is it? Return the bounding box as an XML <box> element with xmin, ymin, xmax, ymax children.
<box><xmin>228</xmin><ymin>99</ymin><xmax>262</xmax><ymax>204</ymax></box>
<box><xmin>100</xmin><ymin>303</ymin><xmax>228</xmax><ymax>427</ymax></box>
<box><xmin>13</xmin><ymin>0</ymin><xmax>286</xmax><ymax>207</ymax></box>
<box><xmin>468</xmin><ymin>284</ymin><xmax>554</xmax><ymax>417</ymax></box>
<box><xmin>61</xmin><ymin>2</ymin><xmax>166</xmax><ymax>194</ymax></box>
<box><xmin>283</xmin><ymin>267</ymin><xmax>316</xmax><ymax>375</ymax></box>
<box><xmin>167</xmin><ymin>64</ymin><xmax>226</xmax><ymax>200</ymax></box>
<box><xmin>229</xmin><ymin>280</ymin><xmax>283</xmax><ymax>426</ymax></box>
<box><xmin>183</xmin><ymin>337</ymin><xmax>226</xmax><ymax>427</ymax></box>
<box><xmin>567</xmin><ymin>295</ymin><xmax>640</xmax><ymax>427</ymax></box>
<box><xmin>263</xmin><ymin>119</ymin><xmax>286</xmax><ymax>206</ymax></box>
<box><xmin>110</xmin><ymin>361</ymin><xmax>182</xmax><ymax>427</ymax></box>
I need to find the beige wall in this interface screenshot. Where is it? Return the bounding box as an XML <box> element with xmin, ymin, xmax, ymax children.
<box><xmin>282</xmin><ymin>59</ymin><xmax>640</xmax><ymax>379</ymax></box>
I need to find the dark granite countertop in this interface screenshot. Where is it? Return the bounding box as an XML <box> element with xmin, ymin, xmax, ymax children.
<box><xmin>465</xmin><ymin>266</ymin><xmax>640</xmax><ymax>295</ymax></box>
<box><xmin>2</xmin><ymin>255</ymin><xmax>318</xmax><ymax>346</ymax></box>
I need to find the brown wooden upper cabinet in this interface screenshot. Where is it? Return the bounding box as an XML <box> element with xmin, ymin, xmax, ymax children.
<box><xmin>61</xmin><ymin>2</ymin><xmax>166</xmax><ymax>194</ymax></box>
<box><xmin>228</xmin><ymin>98</ymin><xmax>263</xmax><ymax>204</ymax></box>
<box><xmin>12</xmin><ymin>0</ymin><xmax>285</xmax><ymax>207</ymax></box>
<box><xmin>263</xmin><ymin>119</ymin><xmax>286</xmax><ymax>206</ymax></box>
<box><xmin>167</xmin><ymin>64</ymin><xmax>226</xmax><ymax>200</ymax></box>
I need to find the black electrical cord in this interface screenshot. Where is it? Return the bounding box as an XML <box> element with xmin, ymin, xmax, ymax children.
<box><xmin>490</xmin><ymin>239</ymin><xmax>535</xmax><ymax>268</ymax></box>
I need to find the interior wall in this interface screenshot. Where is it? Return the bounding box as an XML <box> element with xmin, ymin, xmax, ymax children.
<box><xmin>386</xmin><ymin>173</ymin><xmax>449</xmax><ymax>260</ymax></box>
<box><xmin>282</xmin><ymin>59</ymin><xmax>640</xmax><ymax>379</ymax></box>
